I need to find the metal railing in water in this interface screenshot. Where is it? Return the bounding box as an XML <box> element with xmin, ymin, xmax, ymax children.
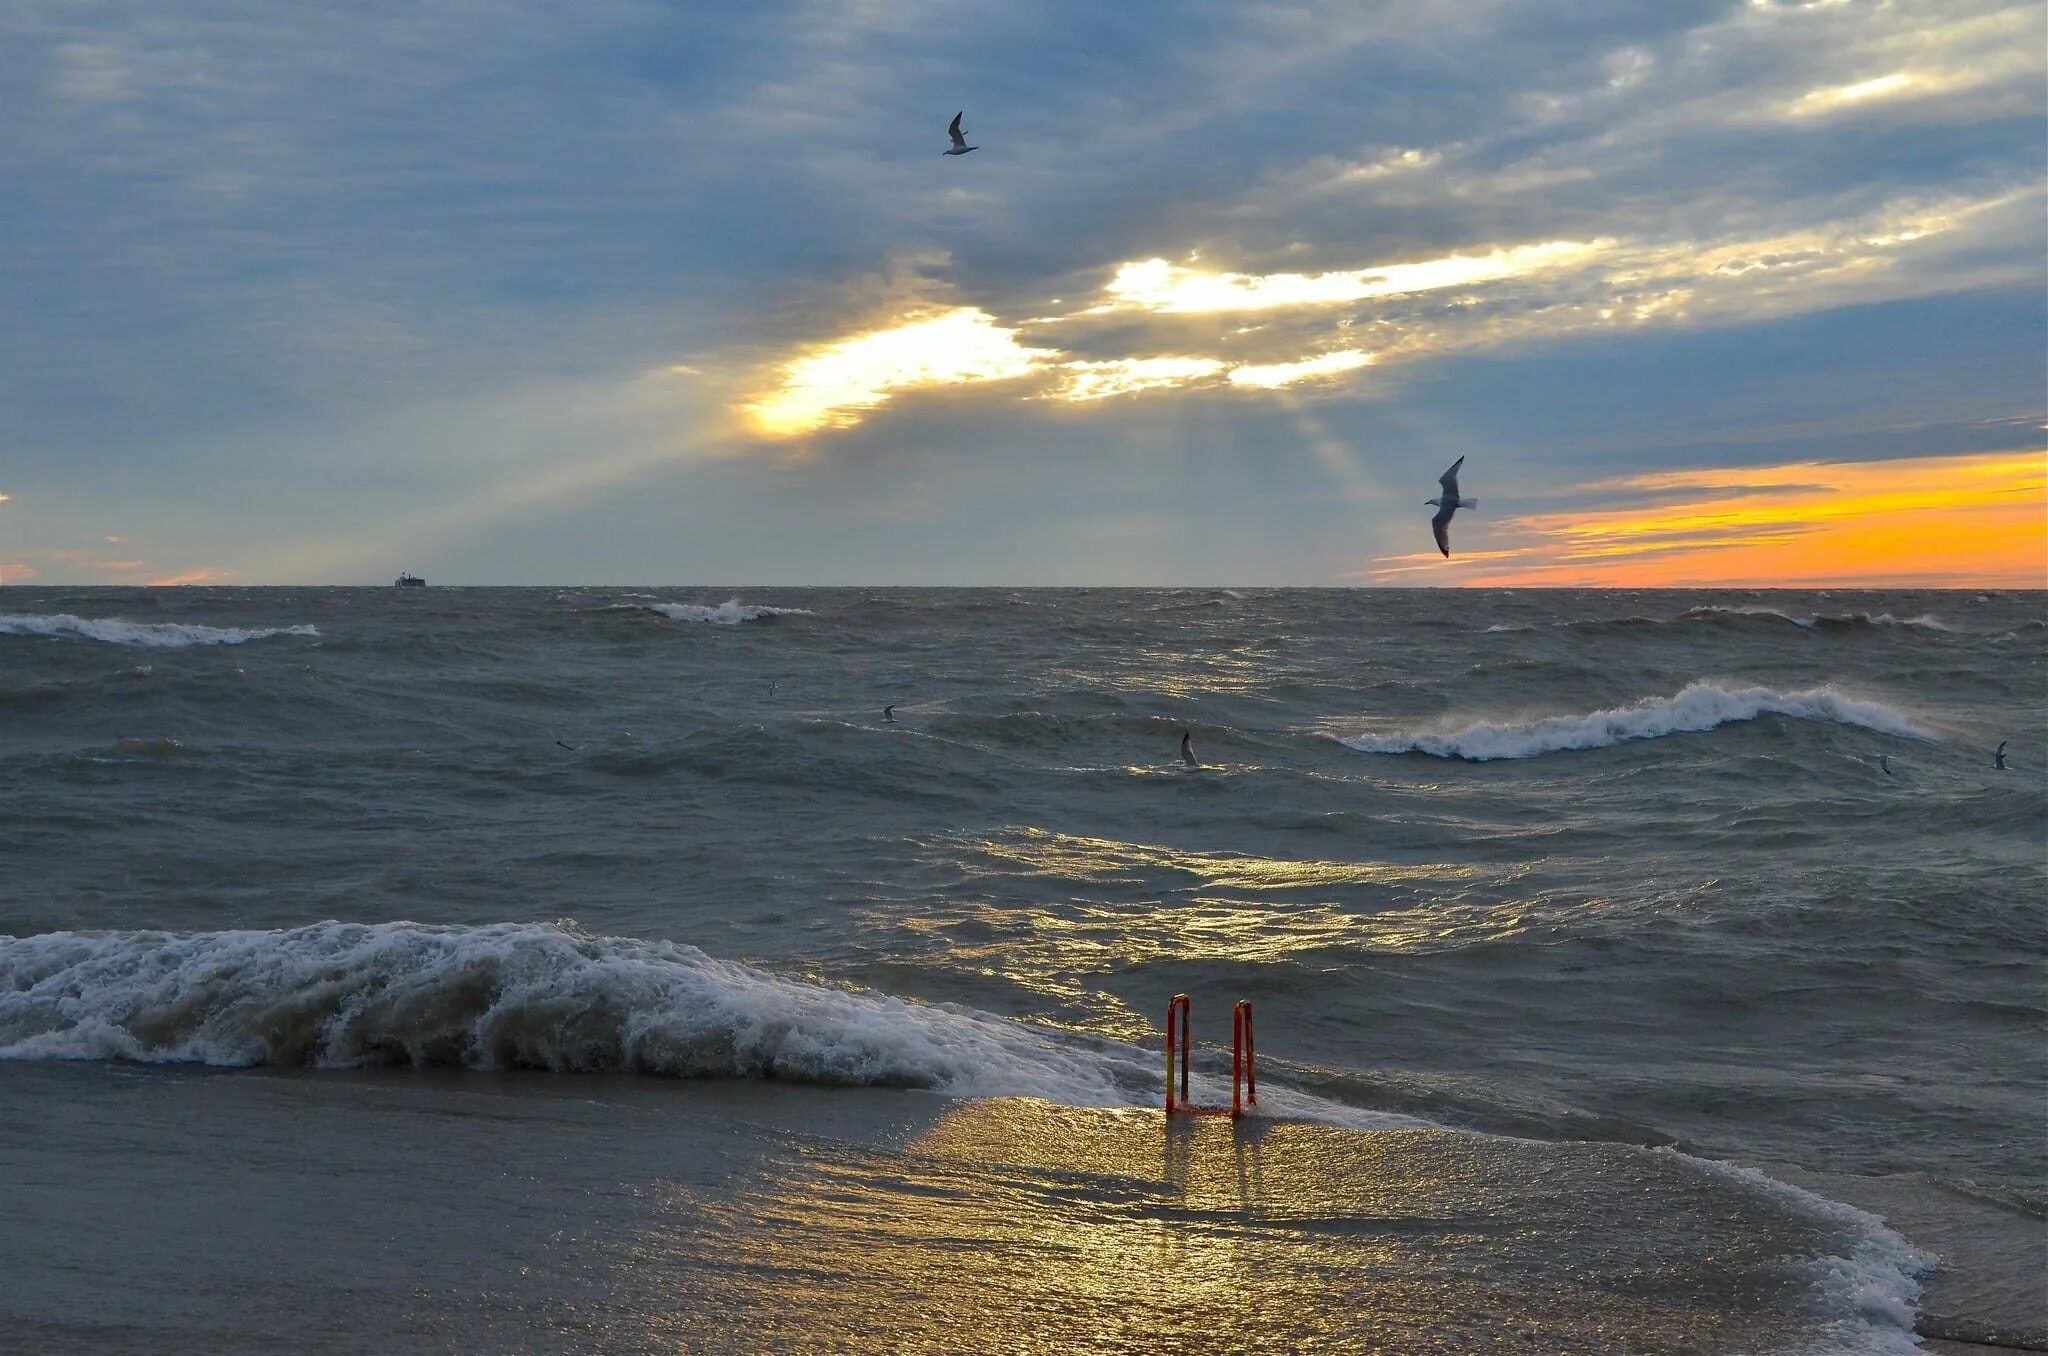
<box><xmin>1164</xmin><ymin>994</ymin><xmax>1257</xmax><ymax>1118</ymax></box>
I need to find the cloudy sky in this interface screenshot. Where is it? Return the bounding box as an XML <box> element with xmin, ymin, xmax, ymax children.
<box><xmin>2</xmin><ymin>0</ymin><xmax>2042</xmax><ymax>585</ymax></box>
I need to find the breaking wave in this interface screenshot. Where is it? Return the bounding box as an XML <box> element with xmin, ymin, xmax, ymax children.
<box><xmin>0</xmin><ymin>613</ymin><xmax>318</xmax><ymax>647</ymax></box>
<box><xmin>1673</xmin><ymin>1154</ymin><xmax>1933</xmax><ymax>1356</ymax></box>
<box><xmin>648</xmin><ymin>599</ymin><xmax>813</xmax><ymax>625</ymax></box>
<box><xmin>0</xmin><ymin>921</ymin><xmax>1431</xmax><ymax>1129</ymax></box>
<box><xmin>0</xmin><ymin>921</ymin><xmax>1150</xmax><ymax>1101</ymax></box>
<box><xmin>1988</xmin><ymin>619</ymin><xmax>2046</xmax><ymax>645</ymax></box>
<box><xmin>1341</xmin><ymin>681</ymin><xmax>1930</xmax><ymax>760</ymax></box>
<box><xmin>1679</xmin><ymin>606</ymin><xmax>1951</xmax><ymax>632</ymax></box>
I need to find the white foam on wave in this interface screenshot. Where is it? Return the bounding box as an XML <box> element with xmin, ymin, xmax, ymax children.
<box><xmin>0</xmin><ymin>921</ymin><xmax>1151</xmax><ymax>1102</ymax></box>
<box><xmin>1682</xmin><ymin>605</ymin><xmax>1951</xmax><ymax>632</ymax></box>
<box><xmin>648</xmin><ymin>599</ymin><xmax>813</xmax><ymax>625</ymax></box>
<box><xmin>1988</xmin><ymin>619</ymin><xmax>2046</xmax><ymax>644</ymax></box>
<box><xmin>1341</xmin><ymin>680</ymin><xmax>1930</xmax><ymax>760</ymax></box>
<box><xmin>0</xmin><ymin>613</ymin><xmax>318</xmax><ymax>648</ymax></box>
<box><xmin>1666</xmin><ymin>1152</ymin><xmax>1932</xmax><ymax>1356</ymax></box>
<box><xmin>0</xmin><ymin>921</ymin><xmax>1431</xmax><ymax>1128</ymax></box>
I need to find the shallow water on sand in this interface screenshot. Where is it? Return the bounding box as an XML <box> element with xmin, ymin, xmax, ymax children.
<box><xmin>2</xmin><ymin>586</ymin><xmax>2043</xmax><ymax>1351</ymax></box>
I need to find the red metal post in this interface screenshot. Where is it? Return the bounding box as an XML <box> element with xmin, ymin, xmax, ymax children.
<box><xmin>1230</xmin><ymin>1002</ymin><xmax>1243</xmax><ymax>1118</ymax></box>
<box><xmin>1170</xmin><ymin>995</ymin><xmax>1257</xmax><ymax>1118</ymax></box>
<box><xmin>1228</xmin><ymin>999</ymin><xmax>1245</xmax><ymax>1114</ymax></box>
<box><xmin>1166</xmin><ymin>993</ymin><xmax>1191</xmax><ymax>1113</ymax></box>
<box><xmin>1181</xmin><ymin>1000</ymin><xmax>1191</xmax><ymax>1106</ymax></box>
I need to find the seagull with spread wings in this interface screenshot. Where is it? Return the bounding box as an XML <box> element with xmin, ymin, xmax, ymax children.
<box><xmin>944</xmin><ymin>111</ymin><xmax>978</xmax><ymax>156</ymax></box>
<box><xmin>1427</xmin><ymin>457</ymin><xmax>1478</xmax><ymax>558</ymax></box>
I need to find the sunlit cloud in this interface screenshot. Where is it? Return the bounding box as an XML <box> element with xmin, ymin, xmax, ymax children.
<box><xmin>1357</xmin><ymin>188</ymin><xmax>2036</xmax><ymax>363</ymax></box>
<box><xmin>1327</xmin><ymin>147</ymin><xmax>1442</xmax><ymax>185</ymax></box>
<box><xmin>1788</xmin><ymin>72</ymin><xmax>1919</xmax><ymax>116</ymax></box>
<box><xmin>1355</xmin><ymin>548</ymin><xmax>1528</xmax><ymax>580</ymax></box>
<box><xmin>1739</xmin><ymin>10</ymin><xmax>2046</xmax><ymax>129</ymax></box>
<box><xmin>1776</xmin><ymin>51</ymin><xmax>2038</xmax><ymax>122</ymax></box>
<box><xmin>735</xmin><ymin>178</ymin><xmax>2029</xmax><ymax>443</ymax></box>
<box><xmin>1097</xmin><ymin>240</ymin><xmax>1608</xmax><ymax>315</ymax></box>
<box><xmin>1053</xmin><ymin>357</ymin><xmax>1225</xmax><ymax>403</ymax></box>
<box><xmin>1368</xmin><ymin>450</ymin><xmax>2048</xmax><ymax>587</ymax></box>
<box><xmin>741</xmin><ymin>308</ymin><xmax>1053</xmax><ymax>436</ymax></box>
<box><xmin>147</xmin><ymin>567</ymin><xmax>232</xmax><ymax>586</ymax></box>
<box><xmin>6</xmin><ymin>547</ymin><xmax>154</xmax><ymax>581</ymax></box>
<box><xmin>1228</xmin><ymin>350</ymin><xmax>1375</xmax><ymax>389</ymax></box>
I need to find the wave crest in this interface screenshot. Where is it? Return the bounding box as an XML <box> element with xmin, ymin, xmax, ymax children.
<box><xmin>648</xmin><ymin>599</ymin><xmax>812</xmax><ymax>625</ymax></box>
<box><xmin>1341</xmin><ymin>681</ymin><xmax>1929</xmax><ymax>761</ymax></box>
<box><xmin>1679</xmin><ymin>605</ymin><xmax>1951</xmax><ymax>632</ymax></box>
<box><xmin>0</xmin><ymin>613</ymin><xmax>318</xmax><ymax>647</ymax></box>
<box><xmin>0</xmin><ymin>921</ymin><xmax>1146</xmax><ymax>1102</ymax></box>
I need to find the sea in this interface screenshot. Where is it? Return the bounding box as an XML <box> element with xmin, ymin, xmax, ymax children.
<box><xmin>1</xmin><ymin>586</ymin><xmax>2042</xmax><ymax>1355</ymax></box>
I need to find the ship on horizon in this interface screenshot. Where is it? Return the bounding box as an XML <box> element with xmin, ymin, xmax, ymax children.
<box><xmin>394</xmin><ymin>572</ymin><xmax>426</xmax><ymax>588</ymax></box>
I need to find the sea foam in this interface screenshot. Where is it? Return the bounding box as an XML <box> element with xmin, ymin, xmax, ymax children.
<box><xmin>1680</xmin><ymin>605</ymin><xmax>1951</xmax><ymax>632</ymax></box>
<box><xmin>1342</xmin><ymin>680</ymin><xmax>1930</xmax><ymax>760</ymax></box>
<box><xmin>1670</xmin><ymin>1153</ymin><xmax>1933</xmax><ymax>1356</ymax></box>
<box><xmin>648</xmin><ymin>600</ymin><xmax>812</xmax><ymax>625</ymax></box>
<box><xmin>0</xmin><ymin>921</ymin><xmax>1146</xmax><ymax>1103</ymax></box>
<box><xmin>0</xmin><ymin>613</ymin><xmax>318</xmax><ymax>647</ymax></box>
<box><xmin>0</xmin><ymin>920</ymin><xmax>1436</xmax><ymax>1129</ymax></box>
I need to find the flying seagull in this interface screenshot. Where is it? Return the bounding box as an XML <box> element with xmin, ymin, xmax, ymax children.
<box><xmin>944</xmin><ymin>111</ymin><xmax>977</xmax><ymax>156</ymax></box>
<box><xmin>1180</xmin><ymin>729</ymin><xmax>1199</xmax><ymax>768</ymax></box>
<box><xmin>1994</xmin><ymin>741</ymin><xmax>2007</xmax><ymax>770</ymax></box>
<box><xmin>1427</xmin><ymin>456</ymin><xmax>1477</xmax><ymax>558</ymax></box>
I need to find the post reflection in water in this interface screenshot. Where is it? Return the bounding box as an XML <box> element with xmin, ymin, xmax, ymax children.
<box><xmin>609</xmin><ymin>1099</ymin><xmax>1840</xmax><ymax>1354</ymax></box>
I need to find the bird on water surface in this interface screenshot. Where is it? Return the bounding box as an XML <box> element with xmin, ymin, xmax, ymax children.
<box><xmin>944</xmin><ymin>111</ymin><xmax>977</xmax><ymax>156</ymax></box>
<box><xmin>1428</xmin><ymin>457</ymin><xmax>1478</xmax><ymax>558</ymax></box>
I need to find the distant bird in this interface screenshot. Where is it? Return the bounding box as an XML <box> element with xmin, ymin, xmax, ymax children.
<box><xmin>944</xmin><ymin>111</ymin><xmax>978</xmax><ymax>156</ymax></box>
<box><xmin>1180</xmin><ymin>729</ymin><xmax>1199</xmax><ymax>768</ymax></box>
<box><xmin>883</xmin><ymin>704</ymin><xmax>897</xmax><ymax>723</ymax></box>
<box><xmin>1879</xmin><ymin>755</ymin><xmax>1894</xmax><ymax>777</ymax></box>
<box><xmin>1994</xmin><ymin>741</ymin><xmax>2007</xmax><ymax>770</ymax></box>
<box><xmin>1427</xmin><ymin>456</ymin><xmax>1478</xmax><ymax>558</ymax></box>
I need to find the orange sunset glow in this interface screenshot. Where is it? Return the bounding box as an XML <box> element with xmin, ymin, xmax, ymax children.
<box><xmin>1370</xmin><ymin>449</ymin><xmax>2047</xmax><ymax>587</ymax></box>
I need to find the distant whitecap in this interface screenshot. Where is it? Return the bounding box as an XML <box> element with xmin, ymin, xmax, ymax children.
<box><xmin>1340</xmin><ymin>680</ymin><xmax>1930</xmax><ymax>760</ymax></box>
<box><xmin>646</xmin><ymin>599</ymin><xmax>813</xmax><ymax>625</ymax></box>
<box><xmin>0</xmin><ymin>613</ymin><xmax>319</xmax><ymax>648</ymax></box>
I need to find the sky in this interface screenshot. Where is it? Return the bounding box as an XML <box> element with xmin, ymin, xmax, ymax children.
<box><xmin>1</xmin><ymin>0</ymin><xmax>2043</xmax><ymax>587</ymax></box>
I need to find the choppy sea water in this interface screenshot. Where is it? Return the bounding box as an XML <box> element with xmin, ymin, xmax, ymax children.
<box><xmin>2</xmin><ymin>586</ymin><xmax>2042</xmax><ymax>1354</ymax></box>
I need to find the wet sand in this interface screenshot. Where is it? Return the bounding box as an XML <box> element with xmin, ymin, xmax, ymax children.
<box><xmin>1</xmin><ymin>1061</ymin><xmax>1932</xmax><ymax>1354</ymax></box>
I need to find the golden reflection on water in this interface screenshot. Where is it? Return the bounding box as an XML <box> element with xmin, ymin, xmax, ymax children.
<box><xmin>616</xmin><ymin>1100</ymin><xmax>1814</xmax><ymax>1354</ymax></box>
<box><xmin>1053</xmin><ymin>643</ymin><xmax>1282</xmax><ymax>697</ymax></box>
<box><xmin>967</xmin><ymin>826</ymin><xmax>1462</xmax><ymax>893</ymax></box>
<box><xmin>874</xmin><ymin>828</ymin><xmax>1558</xmax><ymax>1033</ymax></box>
